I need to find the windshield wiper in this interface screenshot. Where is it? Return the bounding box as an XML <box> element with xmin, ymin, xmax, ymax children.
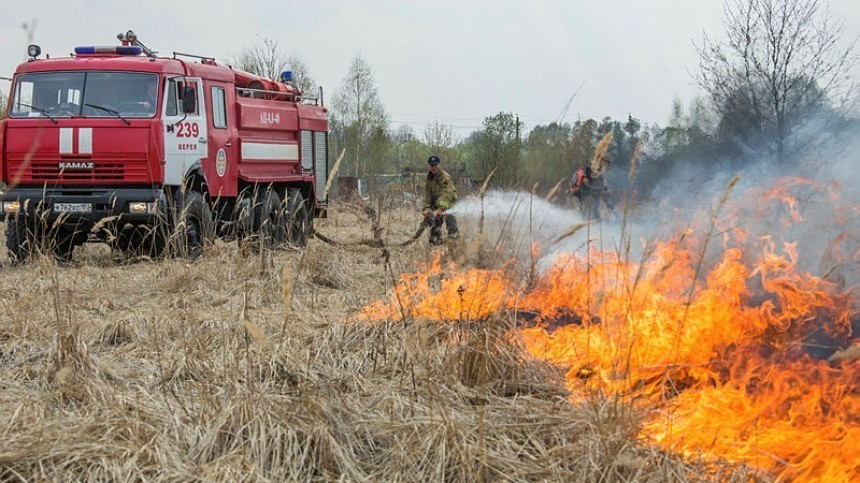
<box><xmin>84</xmin><ymin>103</ymin><xmax>131</xmax><ymax>125</ymax></box>
<box><xmin>15</xmin><ymin>102</ymin><xmax>58</xmax><ymax>124</ymax></box>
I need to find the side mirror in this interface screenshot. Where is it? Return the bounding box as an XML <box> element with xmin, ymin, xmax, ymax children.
<box><xmin>182</xmin><ymin>86</ymin><xmax>196</xmax><ymax>113</ymax></box>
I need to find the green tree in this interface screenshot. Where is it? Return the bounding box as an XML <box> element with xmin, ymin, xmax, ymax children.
<box><xmin>634</xmin><ymin>98</ymin><xmax>719</xmax><ymax>201</ymax></box>
<box><xmin>661</xmin><ymin>99</ymin><xmax>690</xmax><ymax>154</ymax></box>
<box><xmin>624</xmin><ymin>114</ymin><xmax>642</xmax><ymax>157</ymax></box>
<box><xmin>400</xmin><ymin>139</ymin><xmax>430</xmax><ymax>169</ymax></box>
<box><xmin>568</xmin><ymin>118</ymin><xmax>598</xmax><ymax>171</ymax></box>
<box><xmin>468</xmin><ymin>112</ymin><xmax>520</xmax><ymax>187</ymax></box>
<box><xmin>367</xmin><ymin>125</ymin><xmax>393</xmax><ymax>178</ymax></box>
<box><xmin>523</xmin><ymin>122</ymin><xmax>573</xmax><ymax>188</ymax></box>
<box><xmin>596</xmin><ymin>117</ymin><xmax>625</xmax><ymax>164</ymax></box>
<box><xmin>392</xmin><ymin>126</ymin><xmax>423</xmax><ymax>171</ymax></box>
<box><xmin>697</xmin><ymin>0</ymin><xmax>857</xmax><ymax>163</ymax></box>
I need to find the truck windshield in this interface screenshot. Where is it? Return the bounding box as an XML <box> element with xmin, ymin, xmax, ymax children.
<box><xmin>9</xmin><ymin>72</ymin><xmax>159</xmax><ymax>119</ymax></box>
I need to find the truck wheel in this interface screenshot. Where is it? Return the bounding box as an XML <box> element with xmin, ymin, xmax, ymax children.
<box><xmin>285</xmin><ymin>188</ymin><xmax>310</xmax><ymax>247</ymax></box>
<box><xmin>173</xmin><ymin>190</ymin><xmax>213</xmax><ymax>260</ymax></box>
<box><xmin>113</xmin><ymin>224</ymin><xmax>160</xmax><ymax>260</ymax></box>
<box><xmin>110</xmin><ymin>226</ymin><xmax>136</xmax><ymax>260</ymax></box>
<box><xmin>147</xmin><ymin>191</ymin><xmax>172</xmax><ymax>259</ymax></box>
<box><xmin>111</xmin><ymin>190</ymin><xmax>170</xmax><ymax>261</ymax></box>
<box><xmin>232</xmin><ymin>190</ymin><xmax>254</xmax><ymax>245</ymax></box>
<box><xmin>53</xmin><ymin>227</ymin><xmax>80</xmax><ymax>262</ymax></box>
<box><xmin>5</xmin><ymin>214</ymin><xmax>36</xmax><ymax>264</ymax></box>
<box><xmin>255</xmin><ymin>188</ymin><xmax>285</xmax><ymax>249</ymax></box>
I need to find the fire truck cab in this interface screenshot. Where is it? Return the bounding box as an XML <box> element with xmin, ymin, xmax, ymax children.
<box><xmin>0</xmin><ymin>32</ymin><xmax>328</xmax><ymax>262</ymax></box>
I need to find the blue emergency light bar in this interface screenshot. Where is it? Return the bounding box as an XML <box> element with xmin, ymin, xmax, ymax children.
<box><xmin>74</xmin><ymin>45</ymin><xmax>143</xmax><ymax>56</ymax></box>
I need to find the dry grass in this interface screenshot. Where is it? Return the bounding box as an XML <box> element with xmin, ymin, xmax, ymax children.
<box><xmin>0</xmin><ymin>204</ymin><xmax>743</xmax><ymax>482</ymax></box>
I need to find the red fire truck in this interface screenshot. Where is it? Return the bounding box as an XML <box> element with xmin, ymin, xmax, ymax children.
<box><xmin>0</xmin><ymin>31</ymin><xmax>328</xmax><ymax>262</ymax></box>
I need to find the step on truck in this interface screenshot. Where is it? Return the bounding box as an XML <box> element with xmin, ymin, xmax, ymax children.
<box><xmin>0</xmin><ymin>30</ymin><xmax>328</xmax><ymax>262</ymax></box>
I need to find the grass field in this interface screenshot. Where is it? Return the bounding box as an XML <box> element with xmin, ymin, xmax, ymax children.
<box><xmin>0</xmin><ymin>200</ymin><xmax>742</xmax><ymax>482</ymax></box>
<box><xmin>1</xmin><ymin>189</ymin><xmax>854</xmax><ymax>481</ymax></box>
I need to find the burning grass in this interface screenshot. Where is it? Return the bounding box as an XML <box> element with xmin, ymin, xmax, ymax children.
<box><xmin>360</xmin><ymin>176</ymin><xmax>860</xmax><ymax>482</ymax></box>
<box><xmin>0</xmin><ymin>203</ymin><xmax>726</xmax><ymax>482</ymax></box>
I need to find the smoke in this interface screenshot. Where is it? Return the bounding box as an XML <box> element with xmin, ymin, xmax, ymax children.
<box><xmin>449</xmin><ymin>127</ymin><xmax>859</xmax><ymax>291</ymax></box>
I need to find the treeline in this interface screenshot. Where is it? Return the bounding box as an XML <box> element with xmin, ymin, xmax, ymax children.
<box><xmin>322</xmin><ymin>55</ymin><xmax>650</xmax><ymax>194</ymax></box>
<box><xmin>312</xmin><ymin>0</ymin><xmax>857</xmax><ymax>203</ymax></box>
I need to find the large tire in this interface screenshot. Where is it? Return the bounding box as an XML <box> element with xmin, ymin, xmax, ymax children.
<box><xmin>110</xmin><ymin>191</ymin><xmax>171</xmax><ymax>261</ymax></box>
<box><xmin>232</xmin><ymin>190</ymin><xmax>255</xmax><ymax>244</ymax></box>
<box><xmin>285</xmin><ymin>188</ymin><xmax>310</xmax><ymax>247</ymax></box>
<box><xmin>255</xmin><ymin>187</ymin><xmax>285</xmax><ymax>249</ymax></box>
<box><xmin>52</xmin><ymin>226</ymin><xmax>83</xmax><ymax>262</ymax></box>
<box><xmin>110</xmin><ymin>225</ymin><xmax>137</xmax><ymax>260</ymax></box>
<box><xmin>173</xmin><ymin>190</ymin><xmax>213</xmax><ymax>260</ymax></box>
<box><xmin>113</xmin><ymin>223</ymin><xmax>162</xmax><ymax>260</ymax></box>
<box><xmin>5</xmin><ymin>214</ymin><xmax>36</xmax><ymax>264</ymax></box>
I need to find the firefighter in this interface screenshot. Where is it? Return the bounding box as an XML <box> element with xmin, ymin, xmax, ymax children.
<box><xmin>568</xmin><ymin>167</ymin><xmax>587</xmax><ymax>199</ymax></box>
<box><xmin>422</xmin><ymin>155</ymin><xmax>459</xmax><ymax>245</ymax></box>
<box><xmin>569</xmin><ymin>165</ymin><xmax>611</xmax><ymax>220</ymax></box>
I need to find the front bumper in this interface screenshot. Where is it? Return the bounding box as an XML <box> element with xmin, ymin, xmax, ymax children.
<box><xmin>1</xmin><ymin>187</ymin><xmax>164</xmax><ymax>227</ymax></box>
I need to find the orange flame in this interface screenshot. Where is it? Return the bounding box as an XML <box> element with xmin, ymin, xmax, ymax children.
<box><xmin>753</xmin><ymin>177</ymin><xmax>838</xmax><ymax>226</ymax></box>
<box><xmin>360</xmin><ymin>177</ymin><xmax>859</xmax><ymax>481</ymax></box>
<box><xmin>360</xmin><ymin>253</ymin><xmax>511</xmax><ymax>322</ymax></box>
<box><xmin>515</xmin><ymin>236</ymin><xmax>856</xmax><ymax>480</ymax></box>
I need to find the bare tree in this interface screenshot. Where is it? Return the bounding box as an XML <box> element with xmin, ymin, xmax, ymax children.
<box><xmin>226</xmin><ymin>37</ymin><xmax>317</xmax><ymax>94</ymax></box>
<box><xmin>422</xmin><ymin>121</ymin><xmax>461</xmax><ymax>168</ymax></box>
<box><xmin>331</xmin><ymin>56</ymin><xmax>389</xmax><ymax>177</ymax></box>
<box><xmin>283</xmin><ymin>55</ymin><xmax>318</xmax><ymax>96</ymax></box>
<box><xmin>423</xmin><ymin>122</ymin><xmax>456</xmax><ymax>152</ymax></box>
<box><xmin>697</xmin><ymin>0</ymin><xmax>857</xmax><ymax>163</ymax></box>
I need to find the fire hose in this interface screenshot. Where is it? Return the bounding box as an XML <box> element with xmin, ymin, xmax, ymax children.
<box><xmin>311</xmin><ymin>220</ymin><xmax>428</xmax><ymax>248</ymax></box>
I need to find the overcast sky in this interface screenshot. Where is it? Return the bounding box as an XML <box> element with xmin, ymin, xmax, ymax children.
<box><xmin>2</xmin><ymin>0</ymin><xmax>858</xmax><ymax>137</ymax></box>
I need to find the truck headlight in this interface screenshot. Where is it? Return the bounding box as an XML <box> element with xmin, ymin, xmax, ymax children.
<box><xmin>2</xmin><ymin>201</ymin><xmax>21</xmax><ymax>213</ymax></box>
<box><xmin>129</xmin><ymin>201</ymin><xmax>159</xmax><ymax>214</ymax></box>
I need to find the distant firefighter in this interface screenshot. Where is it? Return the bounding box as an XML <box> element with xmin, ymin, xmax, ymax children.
<box><xmin>568</xmin><ymin>164</ymin><xmax>612</xmax><ymax>220</ymax></box>
<box><xmin>421</xmin><ymin>155</ymin><xmax>459</xmax><ymax>245</ymax></box>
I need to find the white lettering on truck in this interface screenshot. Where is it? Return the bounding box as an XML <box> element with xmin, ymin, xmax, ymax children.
<box><xmin>260</xmin><ymin>112</ymin><xmax>280</xmax><ymax>125</ymax></box>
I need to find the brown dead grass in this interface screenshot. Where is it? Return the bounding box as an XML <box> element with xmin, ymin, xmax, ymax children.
<box><xmin>0</xmin><ymin>203</ymin><xmax>749</xmax><ymax>482</ymax></box>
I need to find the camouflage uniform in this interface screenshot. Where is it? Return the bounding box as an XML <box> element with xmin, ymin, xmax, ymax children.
<box><xmin>424</xmin><ymin>169</ymin><xmax>459</xmax><ymax>245</ymax></box>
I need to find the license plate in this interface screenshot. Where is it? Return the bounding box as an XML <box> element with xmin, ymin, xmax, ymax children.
<box><xmin>54</xmin><ymin>202</ymin><xmax>92</xmax><ymax>213</ymax></box>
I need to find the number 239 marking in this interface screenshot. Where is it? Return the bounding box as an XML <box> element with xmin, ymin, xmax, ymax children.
<box><xmin>176</xmin><ymin>122</ymin><xmax>199</xmax><ymax>138</ymax></box>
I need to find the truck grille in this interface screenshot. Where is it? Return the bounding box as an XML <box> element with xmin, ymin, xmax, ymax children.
<box><xmin>31</xmin><ymin>161</ymin><xmax>125</xmax><ymax>181</ymax></box>
<box><xmin>6</xmin><ymin>155</ymin><xmax>153</xmax><ymax>184</ymax></box>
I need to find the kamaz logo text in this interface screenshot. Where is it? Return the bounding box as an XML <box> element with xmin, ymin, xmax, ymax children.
<box><xmin>260</xmin><ymin>112</ymin><xmax>280</xmax><ymax>125</ymax></box>
<box><xmin>58</xmin><ymin>162</ymin><xmax>95</xmax><ymax>170</ymax></box>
